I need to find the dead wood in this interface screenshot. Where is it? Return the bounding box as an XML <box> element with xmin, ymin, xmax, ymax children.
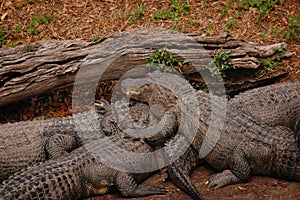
<box><xmin>0</xmin><ymin>31</ymin><xmax>292</xmax><ymax>107</ymax></box>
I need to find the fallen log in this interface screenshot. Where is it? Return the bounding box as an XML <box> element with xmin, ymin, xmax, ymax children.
<box><xmin>0</xmin><ymin>30</ymin><xmax>292</xmax><ymax>107</ymax></box>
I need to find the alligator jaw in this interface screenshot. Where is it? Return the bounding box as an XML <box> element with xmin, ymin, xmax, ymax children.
<box><xmin>121</xmin><ymin>77</ymin><xmax>151</xmax><ymax>97</ymax></box>
<box><xmin>122</xmin><ymin>88</ymin><xmax>143</xmax><ymax>96</ymax></box>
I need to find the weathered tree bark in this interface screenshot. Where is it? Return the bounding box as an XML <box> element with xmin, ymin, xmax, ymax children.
<box><xmin>0</xmin><ymin>31</ymin><xmax>292</xmax><ymax>107</ymax></box>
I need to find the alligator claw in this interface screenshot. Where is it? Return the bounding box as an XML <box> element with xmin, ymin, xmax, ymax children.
<box><xmin>135</xmin><ymin>185</ymin><xmax>168</xmax><ymax>195</ymax></box>
<box><xmin>207</xmin><ymin>170</ymin><xmax>241</xmax><ymax>189</ymax></box>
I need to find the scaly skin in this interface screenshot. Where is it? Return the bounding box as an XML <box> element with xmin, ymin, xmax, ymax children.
<box><xmin>104</xmin><ymin>81</ymin><xmax>300</xmax><ymax>199</ymax></box>
<box><xmin>98</xmin><ymin>99</ymin><xmax>159</xmax><ymax>136</ymax></box>
<box><xmin>0</xmin><ymin>110</ymin><xmax>104</xmax><ymax>182</ymax></box>
<box><xmin>229</xmin><ymin>82</ymin><xmax>300</xmax><ymax>146</ymax></box>
<box><xmin>0</xmin><ymin>134</ymin><xmax>167</xmax><ymax>200</ymax></box>
<box><xmin>98</xmin><ymin>99</ymin><xmax>203</xmax><ymax>199</ymax></box>
<box><xmin>122</xmin><ymin>72</ymin><xmax>300</xmax><ymax>145</ymax></box>
<box><xmin>121</xmin><ymin>70</ymin><xmax>300</xmax><ymax>198</ymax></box>
<box><xmin>99</xmin><ymin>98</ymin><xmax>178</xmax><ymax>146</ymax></box>
<box><xmin>98</xmin><ymin>84</ymin><xmax>299</xmax><ymax>200</ymax></box>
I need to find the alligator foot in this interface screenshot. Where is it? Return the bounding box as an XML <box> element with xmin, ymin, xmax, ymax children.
<box><xmin>206</xmin><ymin>170</ymin><xmax>241</xmax><ymax>188</ymax></box>
<box><xmin>86</xmin><ymin>176</ymin><xmax>114</xmax><ymax>196</ymax></box>
<box><xmin>116</xmin><ymin>172</ymin><xmax>167</xmax><ymax>197</ymax></box>
<box><xmin>207</xmin><ymin>143</ymin><xmax>254</xmax><ymax>188</ymax></box>
<box><xmin>127</xmin><ymin>185</ymin><xmax>167</xmax><ymax>197</ymax></box>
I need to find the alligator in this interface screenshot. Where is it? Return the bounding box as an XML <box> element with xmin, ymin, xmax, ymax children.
<box><xmin>100</xmin><ymin>81</ymin><xmax>300</xmax><ymax>200</ymax></box>
<box><xmin>93</xmin><ymin>81</ymin><xmax>300</xmax><ymax>200</ymax></box>
<box><xmin>2</xmin><ymin>72</ymin><xmax>297</xmax><ymax>199</ymax></box>
<box><xmin>97</xmin><ymin>98</ymin><xmax>203</xmax><ymax>199</ymax></box>
<box><xmin>229</xmin><ymin>82</ymin><xmax>300</xmax><ymax>146</ymax></box>
<box><xmin>0</xmin><ymin>97</ymin><xmax>189</xmax><ymax>199</ymax></box>
<box><xmin>0</xmin><ymin>110</ymin><xmax>107</xmax><ymax>182</ymax></box>
<box><xmin>121</xmin><ymin>70</ymin><xmax>300</xmax><ymax>199</ymax></box>
<box><xmin>97</xmin><ymin>98</ymin><xmax>159</xmax><ymax>136</ymax></box>
<box><xmin>0</xmin><ymin>133</ymin><xmax>167</xmax><ymax>200</ymax></box>
<box><xmin>98</xmin><ymin>97</ymin><xmax>179</xmax><ymax>146</ymax></box>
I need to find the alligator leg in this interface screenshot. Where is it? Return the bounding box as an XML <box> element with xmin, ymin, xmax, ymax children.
<box><xmin>45</xmin><ymin>134</ymin><xmax>80</xmax><ymax>158</ymax></box>
<box><xmin>147</xmin><ymin>105</ymin><xmax>179</xmax><ymax>145</ymax></box>
<box><xmin>206</xmin><ymin>169</ymin><xmax>242</xmax><ymax>188</ymax></box>
<box><xmin>100</xmin><ymin>115</ymin><xmax>120</xmax><ymax>136</ymax></box>
<box><xmin>115</xmin><ymin>172</ymin><xmax>167</xmax><ymax>197</ymax></box>
<box><xmin>82</xmin><ymin>164</ymin><xmax>115</xmax><ymax>197</ymax></box>
<box><xmin>84</xmin><ymin>176</ymin><xmax>114</xmax><ymax>196</ymax></box>
<box><xmin>207</xmin><ymin>143</ymin><xmax>271</xmax><ymax>188</ymax></box>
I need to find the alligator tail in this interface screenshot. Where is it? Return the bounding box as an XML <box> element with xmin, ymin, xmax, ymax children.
<box><xmin>167</xmin><ymin>161</ymin><xmax>202</xmax><ymax>200</ymax></box>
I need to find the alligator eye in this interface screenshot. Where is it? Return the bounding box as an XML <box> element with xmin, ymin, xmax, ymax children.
<box><xmin>97</xmin><ymin>107</ymin><xmax>105</xmax><ymax>111</ymax></box>
<box><xmin>95</xmin><ymin>106</ymin><xmax>107</xmax><ymax>115</ymax></box>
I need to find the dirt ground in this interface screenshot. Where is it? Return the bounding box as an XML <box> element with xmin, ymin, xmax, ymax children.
<box><xmin>87</xmin><ymin>166</ymin><xmax>300</xmax><ymax>200</ymax></box>
<box><xmin>0</xmin><ymin>0</ymin><xmax>300</xmax><ymax>199</ymax></box>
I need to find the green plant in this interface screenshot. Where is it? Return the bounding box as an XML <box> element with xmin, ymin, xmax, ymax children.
<box><xmin>0</xmin><ymin>29</ymin><xmax>12</xmax><ymax>47</ymax></box>
<box><xmin>15</xmin><ymin>26</ymin><xmax>22</xmax><ymax>33</ymax></box>
<box><xmin>27</xmin><ymin>27</ymin><xmax>39</xmax><ymax>35</ymax></box>
<box><xmin>224</xmin><ymin>18</ymin><xmax>238</xmax><ymax>32</ymax></box>
<box><xmin>256</xmin><ymin>58</ymin><xmax>279</xmax><ymax>78</ymax></box>
<box><xmin>261</xmin><ymin>58</ymin><xmax>277</xmax><ymax>71</ymax></box>
<box><xmin>27</xmin><ymin>13</ymin><xmax>52</xmax><ymax>35</ymax></box>
<box><xmin>207</xmin><ymin>50</ymin><xmax>235</xmax><ymax>79</ymax></box>
<box><xmin>146</xmin><ymin>48</ymin><xmax>189</xmax><ymax>73</ymax></box>
<box><xmin>283</xmin><ymin>16</ymin><xmax>300</xmax><ymax>41</ymax></box>
<box><xmin>38</xmin><ymin>116</ymin><xmax>45</xmax><ymax>120</ymax></box>
<box><xmin>260</xmin><ymin>31</ymin><xmax>267</xmax><ymax>39</ymax></box>
<box><xmin>274</xmin><ymin>43</ymin><xmax>285</xmax><ymax>61</ymax></box>
<box><xmin>224</xmin><ymin>26</ymin><xmax>230</xmax><ymax>32</ymax></box>
<box><xmin>170</xmin><ymin>23</ymin><xmax>178</xmax><ymax>30</ymax></box>
<box><xmin>120</xmin><ymin>12</ymin><xmax>126</xmax><ymax>19</ymax></box>
<box><xmin>228</xmin><ymin>18</ymin><xmax>238</xmax><ymax>28</ymax></box>
<box><xmin>169</xmin><ymin>0</ymin><xmax>191</xmax><ymax>15</ymax></box>
<box><xmin>256</xmin><ymin>45</ymin><xmax>285</xmax><ymax>77</ymax></box>
<box><xmin>136</xmin><ymin>5</ymin><xmax>145</xmax><ymax>19</ymax></box>
<box><xmin>153</xmin><ymin>10</ymin><xmax>177</xmax><ymax>21</ymax></box>
<box><xmin>187</xmin><ymin>19</ymin><xmax>200</xmax><ymax>26</ymax></box>
<box><xmin>7</xmin><ymin>43</ymin><xmax>16</xmax><ymax>48</ymax></box>
<box><xmin>91</xmin><ymin>36</ymin><xmax>100</xmax><ymax>42</ymax></box>
<box><xmin>205</xmin><ymin>24</ymin><xmax>212</xmax><ymax>35</ymax></box>
<box><xmin>238</xmin><ymin>0</ymin><xmax>284</xmax><ymax>18</ymax></box>
<box><xmin>153</xmin><ymin>0</ymin><xmax>191</xmax><ymax>21</ymax></box>
<box><xmin>128</xmin><ymin>5</ymin><xmax>144</xmax><ymax>24</ymax></box>
<box><xmin>272</xmin><ymin>27</ymin><xmax>280</xmax><ymax>37</ymax></box>
<box><xmin>216</xmin><ymin>3</ymin><xmax>231</xmax><ymax>16</ymax></box>
<box><xmin>183</xmin><ymin>28</ymin><xmax>189</xmax><ymax>33</ymax></box>
<box><xmin>272</xmin><ymin>15</ymin><xmax>278</xmax><ymax>21</ymax></box>
<box><xmin>238</xmin><ymin>0</ymin><xmax>249</xmax><ymax>10</ymax></box>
